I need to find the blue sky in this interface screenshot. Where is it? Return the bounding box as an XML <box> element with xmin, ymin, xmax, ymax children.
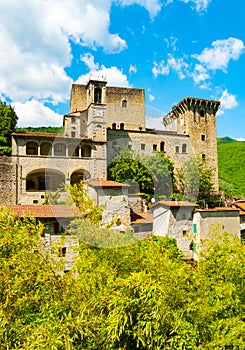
<box><xmin>0</xmin><ymin>0</ymin><xmax>244</xmax><ymax>139</ymax></box>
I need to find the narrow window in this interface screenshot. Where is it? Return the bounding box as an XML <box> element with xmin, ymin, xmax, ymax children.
<box><xmin>183</xmin><ymin>230</ymin><xmax>187</xmax><ymax>237</ymax></box>
<box><xmin>175</xmin><ymin>146</ymin><xmax>179</xmax><ymax>154</ymax></box>
<box><xmin>160</xmin><ymin>141</ymin><xmax>165</xmax><ymax>152</ymax></box>
<box><xmin>120</xmin><ymin>123</ymin><xmax>124</xmax><ymax>130</ymax></box>
<box><xmin>182</xmin><ymin>143</ymin><xmax>187</xmax><ymax>153</ymax></box>
<box><xmin>59</xmin><ymin>247</ymin><xmax>67</xmax><ymax>257</ymax></box>
<box><xmin>71</xmin><ymin>131</ymin><xmax>76</xmax><ymax>138</ymax></box>
<box><xmin>153</xmin><ymin>144</ymin><xmax>157</xmax><ymax>151</ymax></box>
<box><xmin>94</xmin><ymin>87</ymin><xmax>102</xmax><ymax>104</ymax></box>
<box><xmin>200</xmin><ymin>109</ymin><xmax>205</xmax><ymax>117</ymax></box>
<box><xmin>202</xmin><ymin>154</ymin><xmax>206</xmax><ymax>160</ymax></box>
<box><xmin>71</xmin><ymin>117</ymin><xmax>76</xmax><ymax>123</ymax></box>
<box><xmin>201</xmin><ymin>134</ymin><xmax>206</xmax><ymax>141</ymax></box>
<box><xmin>122</xmin><ymin>99</ymin><xmax>127</xmax><ymax>108</ymax></box>
<box><xmin>112</xmin><ymin>123</ymin><xmax>116</xmax><ymax>130</ymax></box>
<box><xmin>141</xmin><ymin>143</ymin><xmax>145</xmax><ymax>151</ymax></box>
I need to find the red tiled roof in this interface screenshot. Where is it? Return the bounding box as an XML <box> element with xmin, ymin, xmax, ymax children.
<box><xmin>88</xmin><ymin>180</ymin><xmax>129</xmax><ymax>188</ymax></box>
<box><xmin>12</xmin><ymin>132</ymin><xmax>64</xmax><ymax>138</ymax></box>
<box><xmin>151</xmin><ymin>200</ymin><xmax>197</xmax><ymax>208</ymax></box>
<box><xmin>3</xmin><ymin>205</ymin><xmax>84</xmax><ymax>218</ymax></box>
<box><xmin>131</xmin><ymin>211</ymin><xmax>153</xmax><ymax>224</ymax></box>
<box><xmin>234</xmin><ymin>201</ymin><xmax>245</xmax><ymax>212</ymax></box>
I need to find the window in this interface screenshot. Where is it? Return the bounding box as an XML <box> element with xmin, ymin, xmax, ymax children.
<box><xmin>175</xmin><ymin>146</ymin><xmax>180</xmax><ymax>153</ymax></box>
<box><xmin>54</xmin><ymin>143</ymin><xmax>66</xmax><ymax>156</ymax></box>
<box><xmin>183</xmin><ymin>230</ymin><xmax>187</xmax><ymax>237</ymax></box>
<box><xmin>141</xmin><ymin>143</ymin><xmax>145</xmax><ymax>151</ymax></box>
<box><xmin>182</xmin><ymin>143</ymin><xmax>187</xmax><ymax>153</ymax></box>
<box><xmin>33</xmin><ymin>200</ymin><xmax>38</xmax><ymax>204</ymax></box>
<box><xmin>94</xmin><ymin>87</ymin><xmax>102</xmax><ymax>104</ymax></box>
<box><xmin>40</xmin><ymin>142</ymin><xmax>51</xmax><ymax>156</ymax></box>
<box><xmin>71</xmin><ymin>117</ymin><xmax>76</xmax><ymax>123</ymax></box>
<box><xmin>59</xmin><ymin>247</ymin><xmax>67</xmax><ymax>257</ymax></box>
<box><xmin>120</xmin><ymin>123</ymin><xmax>124</xmax><ymax>130</ymax></box>
<box><xmin>160</xmin><ymin>141</ymin><xmax>165</xmax><ymax>152</ymax></box>
<box><xmin>200</xmin><ymin>109</ymin><xmax>205</xmax><ymax>117</ymax></box>
<box><xmin>26</xmin><ymin>141</ymin><xmax>38</xmax><ymax>155</ymax></box>
<box><xmin>153</xmin><ymin>144</ymin><xmax>157</xmax><ymax>151</ymax></box>
<box><xmin>122</xmin><ymin>99</ymin><xmax>127</xmax><ymax>108</ymax></box>
<box><xmin>71</xmin><ymin>131</ymin><xmax>76</xmax><ymax>138</ymax></box>
<box><xmin>202</xmin><ymin>154</ymin><xmax>206</xmax><ymax>160</ymax></box>
<box><xmin>201</xmin><ymin>134</ymin><xmax>206</xmax><ymax>141</ymax></box>
<box><xmin>112</xmin><ymin>123</ymin><xmax>116</xmax><ymax>130</ymax></box>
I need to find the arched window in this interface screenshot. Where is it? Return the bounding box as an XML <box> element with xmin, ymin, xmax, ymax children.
<box><xmin>70</xmin><ymin>169</ymin><xmax>91</xmax><ymax>185</ymax></box>
<box><xmin>68</xmin><ymin>144</ymin><xmax>79</xmax><ymax>157</ymax></box>
<box><xmin>122</xmin><ymin>99</ymin><xmax>127</xmax><ymax>108</ymax></box>
<box><xmin>54</xmin><ymin>143</ymin><xmax>66</xmax><ymax>156</ymax></box>
<box><xmin>160</xmin><ymin>141</ymin><xmax>165</xmax><ymax>153</ymax></box>
<box><xmin>200</xmin><ymin>109</ymin><xmax>205</xmax><ymax>117</ymax></box>
<box><xmin>112</xmin><ymin>123</ymin><xmax>116</xmax><ymax>130</ymax></box>
<box><xmin>40</xmin><ymin>142</ymin><xmax>51</xmax><ymax>156</ymax></box>
<box><xmin>175</xmin><ymin>146</ymin><xmax>179</xmax><ymax>154</ymax></box>
<box><xmin>120</xmin><ymin>123</ymin><xmax>124</xmax><ymax>130</ymax></box>
<box><xmin>26</xmin><ymin>169</ymin><xmax>65</xmax><ymax>191</ymax></box>
<box><xmin>81</xmin><ymin>144</ymin><xmax>91</xmax><ymax>157</ymax></box>
<box><xmin>182</xmin><ymin>143</ymin><xmax>187</xmax><ymax>153</ymax></box>
<box><xmin>26</xmin><ymin>141</ymin><xmax>38</xmax><ymax>155</ymax></box>
<box><xmin>94</xmin><ymin>87</ymin><xmax>102</xmax><ymax>104</ymax></box>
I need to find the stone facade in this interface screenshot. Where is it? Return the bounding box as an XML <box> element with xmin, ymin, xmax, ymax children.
<box><xmin>0</xmin><ymin>156</ymin><xmax>20</xmax><ymax>205</ymax></box>
<box><xmin>1</xmin><ymin>78</ymin><xmax>220</xmax><ymax>209</ymax></box>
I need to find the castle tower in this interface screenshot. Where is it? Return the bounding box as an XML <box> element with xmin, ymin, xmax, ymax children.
<box><xmin>163</xmin><ymin>97</ymin><xmax>220</xmax><ymax>190</ymax></box>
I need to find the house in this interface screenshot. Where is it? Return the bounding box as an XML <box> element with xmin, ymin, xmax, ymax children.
<box><xmin>152</xmin><ymin>200</ymin><xmax>197</xmax><ymax>256</ymax></box>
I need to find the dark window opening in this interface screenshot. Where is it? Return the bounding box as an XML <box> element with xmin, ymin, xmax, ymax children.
<box><xmin>71</xmin><ymin>117</ymin><xmax>76</xmax><ymax>123</ymax></box>
<box><xmin>183</xmin><ymin>230</ymin><xmax>187</xmax><ymax>237</ymax></box>
<box><xmin>200</xmin><ymin>109</ymin><xmax>205</xmax><ymax>117</ymax></box>
<box><xmin>33</xmin><ymin>200</ymin><xmax>38</xmax><ymax>204</ymax></box>
<box><xmin>26</xmin><ymin>141</ymin><xmax>38</xmax><ymax>155</ymax></box>
<box><xmin>182</xmin><ymin>144</ymin><xmax>187</xmax><ymax>153</ymax></box>
<box><xmin>40</xmin><ymin>142</ymin><xmax>51</xmax><ymax>156</ymax></box>
<box><xmin>71</xmin><ymin>131</ymin><xmax>76</xmax><ymax>138</ymax></box>
<box><xmin>201</xmin><ymin>134</ymin><xmax>206</xmax><ymax>141</ymax></box>
<box><xmin>160</xmin><ymin>142</ymin><xmax>165</xmax><ymax>152</ymax></box>
<box><xmin>94</xmin><ymin>87</ymin><xmax>102</xmax><ymax>104</ymax></box>
<box><xmin>120</xmin><ymin>123</ymin><xmax>124</xmax><ymax>130</ymax></box>
<box><xmin>202</xmin><ymin>154</ymin><xmax>206</xmax><ymax>160</ymax></box>
<box><xmin>112</xmin><ymin>123</ymin><xmax>116</xmax><ymax>130</ymax></box>
<box><xmin>176</xmin><ymin>146</ymin><xmax>180</xmax><ymax>154</ymax></box>
<box><xmin>153</xmin><ymin>144</ymin><xmax>157</xmax><ymax>151</ymax></box>
<box><xmin>141</xmin><ymin>143</ymin><xmax>145</xmax><ymax>151</ymax></box>
<box><xmin>59</xmin><ymin>247</ymin><xmax>67</xmax><ymax>257</ymax></box>
<box><xmin>122</xmin><ymin>99</ymin><xmax>127</xmax><ymax>108</ymax></box>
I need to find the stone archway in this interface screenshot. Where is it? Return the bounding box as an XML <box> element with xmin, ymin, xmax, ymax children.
<box><xmin>70</xmin><ymin>169</ymin><xmax>91</xmax><ymax>185</ymax></box>
<box><xmin>26</xmin><ymin>169</ymin><xmax>65</xmax><ymax>191</ymax></box>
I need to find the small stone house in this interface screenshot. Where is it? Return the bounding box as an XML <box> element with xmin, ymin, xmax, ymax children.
<box><xmin>152</xmin><ymin>200</ymin><xmax>197</xmax><ymax>256</ymax></box>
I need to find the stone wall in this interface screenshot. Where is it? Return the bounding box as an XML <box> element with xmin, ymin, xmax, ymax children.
<box><xmin>0</xmin><ymin>156</ymin><xmax>19</xmax><ymax>205</ymax></box>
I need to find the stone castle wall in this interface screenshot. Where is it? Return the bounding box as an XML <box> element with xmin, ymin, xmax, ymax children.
<box><xmin>0</xmin><ymin>156</ymin><xmax>19</xmax><ymax>205</ymax></box>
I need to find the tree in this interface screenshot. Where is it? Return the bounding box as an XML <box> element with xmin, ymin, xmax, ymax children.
<box><xmin>108</xmin><ymin>147</ymin><xmax>175</xmax><ymax>201</ymax></box>
<box><xmin>176</xmin><ymin>156</ymin><xmax>222</xmax><ymax>207</ymax></box>
<box><xmin>0</xmin><ymin>101</ymin><xmax>18</xmax><ymax>155</ymax></box>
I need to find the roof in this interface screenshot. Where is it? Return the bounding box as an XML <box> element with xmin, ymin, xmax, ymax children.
<box><xmin>4</xmin><ymin>205</ymin><xmax>84</xmax><ymax>218</ymax></box>
<box><xmin>151</xmin><ymin>200</ymin><xmax>197</xmax><ymax>209</ymax></box>
<box><xmin>130</xmin><ymin>211</ymin><xmax>153</xmax><ymax>224</ymax></box>
<box><xmin>12</xmin><ymin>132</ymin><xmax>64</xmax><ymax>138</ymax></box>
<box><xmin>88</xmin><ymin>180</ymin><xmax>129</xmax><ymax>188</ymax></box>
<box><xmin>195</xmin><ymin>207</ymin><xmax>239</xmax><ymax>212</ymax></box>
<box><xmin>234</xmin><ymin>201</ymin><xmax>245</xmax><ymax>212</ymax></box>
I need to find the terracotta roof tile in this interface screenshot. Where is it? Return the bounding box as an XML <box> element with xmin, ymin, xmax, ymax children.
<box><xmin>12</xmin><ymin>132</ymin><xmax>64</xmax><ymax>138</ymax></box>
<box><xmin>151</xmin><ymin>200</ymin><xmax>197</xmax><ymax>208</ymax></box>
<box><xmin>88</xmin><ymin>180</ymin><xmax>129</xmax><ymax>188</ymax></box>
<box><xmin>3</xmin><ymin>205</ymin><xmax>84</xmax><ymax>218</ymax></box>
<box><xmin>131</xmin><ymin>211</ymin><xmax>153</xmax><ymax>224</ymax></box>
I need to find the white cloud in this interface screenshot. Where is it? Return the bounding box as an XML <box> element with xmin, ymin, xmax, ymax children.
<box><xmin>152</xmin><ymin>54</ymin><xmax>188</xmax><ymax>78</ymax></box>
<box><xmin>236</xmin><ymin>138</ymin><xmax>245</xmax><ymax>142</ymax></box>
<box><xmin>77</xmin><ymin>54</ymin><xmax>130</xmax><ymax>86</ymax></box>
<box><xmin>194</xmin><ymin>38</ymin><xmax>245</xmax><ymax>72</ymax></box>
<box><xmin>219</xmin><ymin>89</ymin><xmax>238</xmax><ymax>110</ymax></box>
<box><xmin>116</xmin><ymin>0</ymin><xmax>162</xmax><ymax>18</ymax></box>
<box><xmin>129</xmin><ymin>64</ymin><xmax>137</xmax><ymax>73</ymax></box>
<box><xmin>180</xmin><ymin>0</ymin><xmax>212</xmax><ymax>12</ymax></box>
<box><xmin>192</xmin><ymin>64</ymin><xmax>210</xmax><ymax>84</ymax></box>
<box><xmin>13</xmin><ymin>100</ymin><xmax>63</xmax><ymax>127</ymax></box>
<box><xmin>149</xmin><ymin>94</ymin><xmax>155</xmax><ymax>102</ymax></box>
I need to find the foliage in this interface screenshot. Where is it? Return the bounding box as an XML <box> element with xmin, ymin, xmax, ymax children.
<box><xmin>16</xmin><ymin>126</ymin><xmax>64</xmax><ymax>134</ymax></box>
<box><xmin>0</xmin><ymin>100</ymin><xmax>18</xmax><ymax>155</ymax></box>
<box><xmin>176</xmin><ymin>156</ymin><xmax>222</xmax><ymax>207</ymax></box>
<box><xmin>217</xmin><ymin>137</ymin><xmax>245</xmax><ymax>198</ymax></box>
<box><xmin>0</xmin><ymin>207</ymin><xmax>245</xmax><ymax>349</ymax></box>
<box><xmin>66</xmin><ymin>181</ymin><xmax>104</xmax><ymax>225</ymax></box>
<box><xmin>108</xmin><ymin>147</ymin><xmax>174</xmax><ymax>201</ymax></box>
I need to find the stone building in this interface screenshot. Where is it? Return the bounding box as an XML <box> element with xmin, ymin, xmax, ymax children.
<box><xmin>0</xmin><ymin>78</ymin><xmax>220</xmax><ymax>207</ymax></box>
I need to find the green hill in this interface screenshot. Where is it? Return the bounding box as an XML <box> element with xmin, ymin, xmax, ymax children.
<box><xmin>217</xmin><ymin>137</ymin><xmax>245</xmax><ymax>198</ymax></box>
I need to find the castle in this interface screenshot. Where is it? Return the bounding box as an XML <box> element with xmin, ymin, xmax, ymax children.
<box><xmin>0</xmin><ymin>78</ymin><xmax>220</xmax><ymax>206</ymax></box>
